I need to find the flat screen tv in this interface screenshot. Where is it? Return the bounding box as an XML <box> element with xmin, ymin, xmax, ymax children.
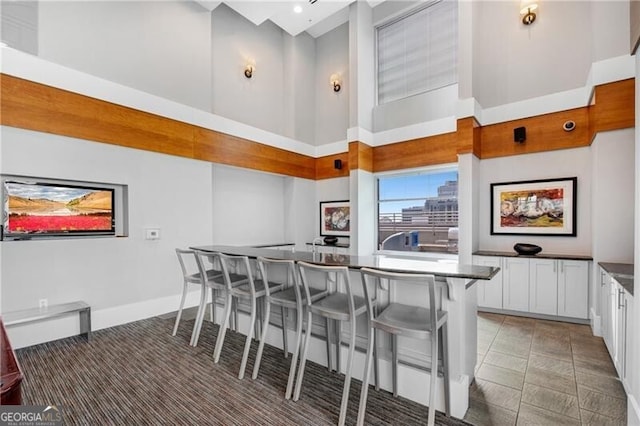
<box><xmin>2</xmin><ymin>180</ymin><xmax>115</xmax><ymax>239</ymax></box>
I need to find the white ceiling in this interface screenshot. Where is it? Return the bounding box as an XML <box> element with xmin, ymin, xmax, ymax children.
<box><xmin>194</xmin><ymin>0</ymin><xmax>381</xmax><ymax>38</ymax></box>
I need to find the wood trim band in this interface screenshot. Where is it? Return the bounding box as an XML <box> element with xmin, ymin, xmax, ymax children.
<box><xmin>0</xmin><ymin>74</ymin><xmax>316</xmax><ymax>179</ymax></box>
<box><xmin>315</xmin><ymin>153</ymin><xmax>349</xmax><ymax>180</ymax></box>
<box><xmin>1</xmin><ymin>73</ymin><xmax>635</xmax><ymax>179</ymax></box>
<box><xmin>589</xmin><ymin>78</ymin><xmax>635</xmax><ymax>136</ymax></box>
<box><xmin>479</xmin><ymin>107</ymin><xmax>591</xmax><ymax>159</ymax></box>
<box><xmin>349</xmin><ymin>141</ymin><xmax>373</xmax><ymax>173</ymax></box>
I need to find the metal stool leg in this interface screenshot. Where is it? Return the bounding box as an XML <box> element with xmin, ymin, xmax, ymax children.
<box><xmin>238</xmin><ymin>296</ymin><xmax>257</xmax><ymax>379</ymax></box>
<box><xmin>356</xmin><ymin>324</ymin><xmax>375</xmax><ymax>426</ymax></box>
<box><xmin>337</xmin><ymin>319</ymin><xmax>356</xmax><ymax>426</ymax></box>
<box><xmin>284</xmin><ymin>303</ymin><xmax>303</xmax><ymax>399</ymax></box>
<box><xmin>392</xmin><ymin>334</ymin><xmax>399</xmax><ymax>397</ymax></box>
<box><xmin>213</xmin><ymin>292</ymin><xmax>233</xmax><ymax>363</ymax></box>
<box><xmin>252</xmin><ymin>297</ymin><xmax>272</xmax><ymax>380</ymax></box>
<box><xmin>427</xmin><ymin>328</ymin><xmax>439</xmax><ymax>426</ymax></box>
<box><xmin>281</xmin><ymin>306</ymin><xmax>289</xmax><ymax>358</ymax></box>
<box><xmin>326</xmin><ymin>317</ymin><xmax>333</xmax><ymax>371</ymax></box>
<box><xmin>441</xmin><ymin>322</ymin><xmax>450</xmax><ymax>417</ymax></box>
<box><xmin>293</xmin><ymin>309</ymin><xmax>313</xmax><ymax>401</ymax></box>
<box><xmin>190</xmin><ymin>285</ymin><xmax>208</xmax><ymax>346</ymax></box>
<box><xmin>173</xmin><ymin>280</ymin><xmax>189</xmax><ymax>336</ymax></box>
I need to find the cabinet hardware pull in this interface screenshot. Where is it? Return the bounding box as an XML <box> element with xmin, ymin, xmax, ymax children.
<box><xmin>618</xmin><ymin>288</ymin><xmax>625</xmax><ymax>309</ymax></box>
<box><xmin>601</xmin><ymin>271</ymin><xmax>606</xmax><ymax>287</ymax></box>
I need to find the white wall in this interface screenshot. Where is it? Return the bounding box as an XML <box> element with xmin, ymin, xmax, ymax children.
<box><xmin>211</xmin><ymin>4</ymin><xmax>286</xmax><ymax>136</ymax></box>
<box><xmin>38</xmin><ymin>1</ymin><xmax>212</xmax><ymax>112</ymax></box>
<box><xmin>590</xmin><ymin>129</ymin><xmax>635</xmax><ymax>332</ymax></box>
<box><xmin>211</xmin><ymin>164</ymin><xmax>287</xmax><ymax>246</ymax></box>
<box><xmin>0</xmin><ymin>125</ymin><xmax>214</xmax><ymax>346</ymax></box>
<box><xmin>590</xmin><ymin>1</ymin><xmax>630</xmax><ymax>62</ymax></box>
<box><xmin>478</xmin><ymin>147</ymin><xmax>592</xmax><ymax>255</ymax></box>
<box><xmin>373</xmin><ymin>85</ymin><xmax>458</xmax><ymax>132</ymax></box>
<box><xmin>591</xmin><ymin>129</ymin><xmax>635</xmax><ymax>265</ymax></box>
<box><xmin>473</xmin><ymin>1</ymin><xmax>592</xmax><ymax>108</ymax></box>
<box><xmin>284</xmin><ymin>177</ymin><xmax>316</xmax><ymax>250</ymax></box>
<box><xmin>630</xmin><ymin>49</ymin><xmax>640</xmax><ymax>426</ymax></box>
<box><xmin>315</xmin><ymin>23</ymin><xmax>349</xmax><ymax>145</ymax></box>
<box><xmin>283</xmin><ymin>32</ymin><xmax>316</xmax><ymax>145</ymax></box>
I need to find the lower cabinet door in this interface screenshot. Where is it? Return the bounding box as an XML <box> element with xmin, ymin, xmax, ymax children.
<box><xmin>503</xmin><ymin>257</ymin><xmax>530</xmax><ymax>312</ymax></box>
<box><xmin>529</xmin><ymin>259</ymin><xmax>558</xmax><ymax>315</ymax></box>
<box><xmin>558</xmin><ymin>260</ymin><xmax>589</xmax><ymax>319</ymax></box>
<box><xmin>474</xmin><ymin>256</ymin><xmax>503</xmax><ymax>309</ymax></box>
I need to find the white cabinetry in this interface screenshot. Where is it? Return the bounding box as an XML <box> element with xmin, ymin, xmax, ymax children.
<box><xmin>473</xmin><ymin>254</ymin><xmax>590</xmax><ymax>321</ymax></box>
<box><xmin>473</xmin><ymin>256</ymin><xmax>503</xmax><ymax>309</ymax></box>
<box><xmin>558</xmin><ymin>260</ymin><xmax>589</xmax><ymax>318</ymax></box>
<box><xmin>529</xmin><ymin>259</ymin><xmax>558</xmax><ymax>315</ymax></box>
<box><xmin>601</xmin><ymin>267</ymin><xmax>633</xmax><ymax>389</ymax></box>
<box><xmin>601</xmin><ymin>270</ymin><xmax>615</xmax><ymax>354</ymax></box>
<box><xmin>503</xmin><ymin>257</ymin><xmax>530</xmax><ymax>312</ymax></box>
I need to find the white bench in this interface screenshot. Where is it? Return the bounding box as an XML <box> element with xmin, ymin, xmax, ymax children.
<box><xmin>3</xmin><ymin>301</ymin><xmax>91</xmax><ymax>342</ymax></box>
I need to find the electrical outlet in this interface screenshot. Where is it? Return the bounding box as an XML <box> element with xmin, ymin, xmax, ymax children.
<box><xmin>39</xmin><ymin>298</ymin><xmax>48</xmax><ymax>309</ymax></box>
<box><xmin>145</xmin><ymin>228</ymin><xmax>160</xmax><ymax>240</ymax></box>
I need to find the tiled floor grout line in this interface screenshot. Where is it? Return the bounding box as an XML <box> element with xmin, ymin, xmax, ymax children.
<box><xmin>469</xmin><ymin>313</ymin><xmax>628</xmax><ymax>425</ymax></box>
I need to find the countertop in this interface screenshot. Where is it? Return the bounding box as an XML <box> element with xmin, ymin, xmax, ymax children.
<box><xmin>474</xmin><ymin>250</ymin><xmax>593</xmax><ymax>261</ymax></box>
<box><xmin>192</xmin><ymin>245</ymin><xmax>498</xmax><ymax>281</ymax></box>
<box><xmin>599</xmin><ymin>262</ymin><xmax>634</xmax><ymax>296</ymax></box>
<box><xmin>305</xmin><ymin>242</ymin><xmax>350</xmax><ymax>248</ymax></box>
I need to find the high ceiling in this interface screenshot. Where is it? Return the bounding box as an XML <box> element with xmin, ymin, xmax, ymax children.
<box><xmin>194</xmin><ymin>0</ymin><xmax>382</xmax><ymax>38</ymax></box>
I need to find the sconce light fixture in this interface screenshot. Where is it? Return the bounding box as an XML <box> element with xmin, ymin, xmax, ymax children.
<box><xmin>520</xmin><ymin>0</ymin><xmax>538</xmax><ymax>25</ymax></box>
<box><xmin>330</xmin><ymin>74</ymin><xmax>341</xmax><ymax>92</ymax></box>
<box><xmin>244</xmin><ymin>63</ymin><xmax>254</xmax><ymax>79</ymax></box>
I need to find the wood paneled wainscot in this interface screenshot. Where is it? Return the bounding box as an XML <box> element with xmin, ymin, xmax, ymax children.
<box><xmin>473</xmin><ymin>251</ymin><xmax>592</xmax><ymax>322</ymax></box>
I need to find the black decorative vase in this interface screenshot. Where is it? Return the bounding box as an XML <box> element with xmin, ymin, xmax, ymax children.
<box><xmin>323</xmin><ymin>236</ymin><xmax>338</xmax><ymax>246</ymax></box>
<box><xmin>513</xmin><ymin>243</ymin><xmax>542</xmax><ymax>256</ymax></box>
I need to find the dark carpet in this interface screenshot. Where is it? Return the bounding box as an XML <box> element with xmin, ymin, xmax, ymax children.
<box><xmin>16</xmin><ymin>316</ymin><xmax>472</xmax><ymax>425</ymax></box>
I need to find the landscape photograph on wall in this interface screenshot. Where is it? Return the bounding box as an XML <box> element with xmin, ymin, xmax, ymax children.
<box><xmin>3</xmin><ymin>181</ymin><xmax>114</xmax><ymax>236</ymax></box>
<box><xmin>490</xmin><ymin>177</ymin><xmax>577</xmax><ymax>236</ymax></box>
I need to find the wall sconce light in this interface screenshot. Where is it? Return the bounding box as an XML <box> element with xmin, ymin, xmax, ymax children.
<box><xmin>520</xmin><ymin>0</ymin><xmax>538</xmax><ymax>25</ymax></box>
<box><xmin>244</xmin><ymin>63</ymin><xmax>254</xmax><ymax>79</ymax></box>
<box><xmin>330</xmin><ymin>74</ymin><xmax>341</xmax><ymax>92</ymax></box>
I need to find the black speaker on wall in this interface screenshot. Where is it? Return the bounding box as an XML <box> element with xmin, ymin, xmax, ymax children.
<box><xmin>334</xmin><ymin>159</ymin><xmax>343</xmax><ymax>170</ymax></box>
<box><xmin>514</xmin><ymin>126</ymin><xmax>526</xmax><ymax>143</ymax></box>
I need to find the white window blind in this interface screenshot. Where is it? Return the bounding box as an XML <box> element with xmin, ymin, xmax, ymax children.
<box><xmin>377</xmin><ymin>0</ymin><xmax>458</xmax><ymax>105</ymax></box>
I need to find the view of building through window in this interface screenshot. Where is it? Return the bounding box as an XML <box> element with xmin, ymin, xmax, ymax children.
<box><xmin>377</xmin><ymin>169</ymin><xmax>458</xmax><ymax>253</ymax></box>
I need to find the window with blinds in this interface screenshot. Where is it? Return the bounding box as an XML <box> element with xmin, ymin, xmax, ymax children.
<box><xmin>376</xmin><ymin>0</ymin><xmax>458</xmax><ymax>105</ymax></box>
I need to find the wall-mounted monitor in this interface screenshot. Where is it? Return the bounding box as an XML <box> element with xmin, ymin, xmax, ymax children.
<box><xmin>2</xmin><ymin>180</ymin><xmax>115</xmax><ymax>240</ymax></box>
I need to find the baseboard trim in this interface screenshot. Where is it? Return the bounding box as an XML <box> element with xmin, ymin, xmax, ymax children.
<box><xmin>629</xmin><ymin>394</ymin><xmax>640</xmax><ymax>426</ymax></box>
<box><xmin>478</xmin><ymin>307</ymin><xmax>589</xmax><ymax>325</ymax></box>
<box><xmin>590</xmin><ymin>308</ymin><xmax>602</xmax><ymax>336</ymax></box>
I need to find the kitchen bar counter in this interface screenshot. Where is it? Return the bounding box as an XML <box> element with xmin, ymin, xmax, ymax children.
<box><xmin>599</xmin><ymin>262</ymin><xmax>634</xmax><ymax>296</ymax></box>
<box><xmin>474</xmin><ymin>250</ymin><xmax>593</xmax><ymax>261</ymax></box>
<box><xmin>191</xmin><ymin>244</ymin><xmax>498</xmax><ymax>419</ymax></box>
<box><xmin>193</xmin><ymin>245</ymin><xmax>498</xmax><ymax>281</ymax></box>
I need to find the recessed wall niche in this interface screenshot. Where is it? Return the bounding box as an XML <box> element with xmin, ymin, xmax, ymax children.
<box><xmin>1</xmin><ymin>174</ymin><xmax>128</xmax><ymax>241</ymax></box>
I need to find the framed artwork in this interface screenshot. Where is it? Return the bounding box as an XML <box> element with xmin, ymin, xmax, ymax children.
<box><xmin>320</xmin><ymin>200</ymin><xmax>350</xmax><ymax>237</ymax></box>
<box><xmin>490</xmin><ymin>177</ymin><xmax>577</xmax><ymax>236</ymax></box>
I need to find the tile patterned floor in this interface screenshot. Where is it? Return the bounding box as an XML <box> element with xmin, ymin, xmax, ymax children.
<box><xmin>464</xmin><ymin>312</ymin><xmax>627</xmax><ymax>426</ymax></box>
